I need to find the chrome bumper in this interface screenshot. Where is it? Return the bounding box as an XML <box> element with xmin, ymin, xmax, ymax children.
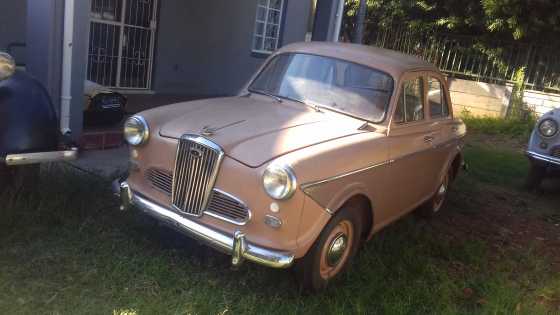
<box><xmin>113</xmin><ymin>180</ymin><xmax>294</xmax><ymax>269</ymax></box>
<box><xmin>4</xmin><ymin>148</ymin><xmax>78</xmax><ymax>166</ymax></box>
<box><xmin>526</xmin><ymin>150</ymin><xmax>560</xmax><ymax>166</ymax></box>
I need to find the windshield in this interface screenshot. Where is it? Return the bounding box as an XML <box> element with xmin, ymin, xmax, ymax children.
<box><xmin>249</xmin><ymin>53</ymin><xmax>394</xmax><ymax>122</ymax></box>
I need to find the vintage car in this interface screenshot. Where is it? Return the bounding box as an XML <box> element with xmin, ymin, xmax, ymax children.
<box><xmin>526</xmin><ymin>108</ymin><xmax>560</xmax><ymax>189</ymax></box>
<box><xmin>114</xmin><ymin>42</ymin><xmax>466</xmax><ymax>291</ymax></box>
<box><xmin>0</xmin><ymin>52</ymin><xmax>78</xmax><ymax>194</ymax></box>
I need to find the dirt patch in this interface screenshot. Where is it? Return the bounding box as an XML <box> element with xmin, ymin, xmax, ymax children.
<box><xmin>437</xmin><ymin>183</ymin><xmax>560</xmax><ymax>271</ymax></box>
<box><xmin>466</xmin><ymin>132</ymin><xmax>528</xmax><ymax>154</ymax></box>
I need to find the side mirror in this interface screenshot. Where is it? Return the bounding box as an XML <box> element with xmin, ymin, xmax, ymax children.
<box><xmin>0</xmin><ymin>52</ymin><xmax>16</xmax><ymax>81</ymax></box>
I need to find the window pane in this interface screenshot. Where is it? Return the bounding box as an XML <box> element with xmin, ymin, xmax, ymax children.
<box><xmin>266</xmin><ymin>24</ymin><xmax>279</xmax><ymax>37</ymax></box>
<box><xmin>256</xmin><ymin>6</ymin><xmax>267</xmax><ymax>21</ymax></box>
<box><xmin>255</xmin><ymin>22</ymin><xmax>265</xmax><ymax>36</ymax></box>
<box><xmin>264</xmin><ymin>38</ymin><xmax>277</xmax><ymax>51</ymax></box>
<box><xmin>428</xmin><ymin>77</ymin><xmax>443</xmax><ymax>118</ymax></box>
<box><xmin>268</xmin><ymin>10</ymin><xmax>281</xmax><ymax>24</ymax></box>
<box><xmin>270</xmin><ymin>0</ymin><xmax>283</xmax><ymax>10</ymax></box>
<box><xmin>394</xmin><ymin>91</ymin><xmax>405</xmax><ymax>123</ymax></box>
<box><xmin>403</xmin><ymin>78</ymin><xmax>424</xmax><ymax>122</ymax></box>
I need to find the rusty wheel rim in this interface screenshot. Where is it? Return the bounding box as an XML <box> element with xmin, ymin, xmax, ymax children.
<box><xmin>433</xmin><ymin>173</ymin><xmax>449</xmax><ymax>212</ymax></box>
<box><xmin>319</xmin><ymin>220</ymin><xmax>354</xmax><ymax>280</ymax></box>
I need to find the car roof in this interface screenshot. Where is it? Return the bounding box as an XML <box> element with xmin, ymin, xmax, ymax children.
<box><xmin>277</xmin><ymin>42</ymin><xmax>439</xmax><ymax>78</ymax></box>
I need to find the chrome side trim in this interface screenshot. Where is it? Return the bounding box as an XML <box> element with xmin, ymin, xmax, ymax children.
<box><xmin>301</xmin><ymin>160</ymin><xmax>392</xmax><ymax>190</ymax></box>
<box><xmin>114</xmin><ymin>180</ymin><xmax>294</xmax><ymax>269</ymax></box>
<box><xmin>5</xmin><ymin>148</ymin><xmax>78</xmax><ymax>166</ymax></box>
<box><xmin>527</xmin><ymin>150</ymin><xmax>560</xmax><ymax>166</ymax></box>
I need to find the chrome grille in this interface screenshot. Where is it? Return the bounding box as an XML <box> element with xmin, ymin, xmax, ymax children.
<box><xmin>146</xmin><ymin>168</ymin><xmax>173</xmax><ymax>195</ymax></box>
<box><xmin>552</xmin><ymin>146</ymin><xmax>560</xmax><ymax>158</ymax></box>
<box><xmin>207</xmin><ymin>190</ymin><xmax>251</xmax><ymax>225</ymax></box>
<box><xmin>171</xmin><ymin>135</ymin><xmax>224</xmax><ymax>216</ymax></box>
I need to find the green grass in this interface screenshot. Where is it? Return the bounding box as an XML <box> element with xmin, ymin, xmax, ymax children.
<box><xmin>461</xmin><ymin>114</ymin><xmax>536</xmax><ymax>140</ymax></box>
<box><xmin>0</xmin><ymin>145</ymin><xmax>559</xmax><ymax>314</ymax></box>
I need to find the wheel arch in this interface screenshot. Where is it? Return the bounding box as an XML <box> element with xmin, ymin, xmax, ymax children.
<box><xmin>334</xmin><ymin>193</ymin><xmax>375</xmax><ymax>242</ymax></box>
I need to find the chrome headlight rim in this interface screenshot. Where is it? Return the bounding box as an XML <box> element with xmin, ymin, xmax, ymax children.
<box><xmin>538</xmin><ymin>118</ymin><xmax>559</xmax><ymax>138</ymax></box>
<box><xmin>124</xmin><ymin>115</ymin><xmax>150</xmax><ymax>146</ymax></box>
<box><xmin>262</xmin><ymin>163</ymin><xmax>297</xmax><ymax>200</ymax></box>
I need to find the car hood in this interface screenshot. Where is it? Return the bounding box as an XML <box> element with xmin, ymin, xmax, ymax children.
<box><xmin>158</xmin><ymin>96</ymin><xmax>367</xmax><ymax>167</ymax></box>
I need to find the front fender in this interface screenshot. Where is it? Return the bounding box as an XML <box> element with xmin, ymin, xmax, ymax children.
<box><xmin>0</xmin><ymin>71</ymin><xmax>58</xmax><ymax>157</ymax></box>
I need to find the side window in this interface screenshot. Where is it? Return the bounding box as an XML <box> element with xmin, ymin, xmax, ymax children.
<box><xmin>428</xmin><ymin>77</ymin><xmax>450</xmax><ymax>118</ymax></box>
<box><xmin>394</xmin><ymin>77</ymin><xmax>424</xmax><ymax>123</ymax></box>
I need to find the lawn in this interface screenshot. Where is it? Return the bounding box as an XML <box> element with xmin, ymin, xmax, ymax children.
<box><xmin>1</xmin><ymin>134</ymin><xmax>559</xmax><ymax>314</ymax></box>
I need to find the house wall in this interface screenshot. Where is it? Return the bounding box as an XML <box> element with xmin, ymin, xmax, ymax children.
<box><xmin>448</xmin><ymin>78</ymin><xmax>513</xmax><ymax>118</ymax></box>
<box><xmin>523</xmin><ymin>90</ymin><xmax>560</xmax><ymax>116</ymax></box>
<box><xmin>153</xmin><ymin>0</ymin><xmax>312</xmax><ymax>96</ymax></box>
<box><xmin>0</xmin><ymin>0</ymin><xmax>27</xmax><ymax>62</ymax></box>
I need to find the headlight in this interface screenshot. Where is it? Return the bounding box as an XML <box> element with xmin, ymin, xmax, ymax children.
<box><xmin>538</xmin><ymin>119</ymin><xmax>558</xmax><ymax>138</ymax></box>
<box><xmin>263</xmin><ymin>164</ymin><xmax>297</xmax><ymax>200</ymax></box>
<box><xmin>124</xmin><ymin>115</ymin><xmax>150</xmax><ymax>146</ymax></box>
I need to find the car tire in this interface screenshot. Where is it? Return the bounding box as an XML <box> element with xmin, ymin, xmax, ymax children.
<box><xmin>0</xmin><ymin>163</ymin><xmax>11</xmax><ymax>194</ymax></box>
<box><xmin>417</xmin><ymin>170</ymin><xmax>450</xmax><ymax>218</ymax></box>
<box><xmin>526</xmin><ymin>162</ymin><xmax>546</xmax><ymax>191</ymax></box>
<box><xmin>294</xmin><ymin>206</ymin><xmax>363</xmax><ymax>293</ymax></box>
<box><xmin>12</xmin><ymin>164</ymin><xmax>40</xmax><ymax>193</ymax></box>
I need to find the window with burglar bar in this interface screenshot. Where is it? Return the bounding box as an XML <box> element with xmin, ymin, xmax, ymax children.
<box><xmin>252</xmin><ymin>0</ymin><xmax>285</xmax><ymax>54</ymax></box>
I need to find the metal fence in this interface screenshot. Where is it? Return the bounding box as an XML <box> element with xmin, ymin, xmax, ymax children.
<box><xmin>368</xmin><ymin>24</ymin><xmax>560</xmax><ymax>93</ymax></box>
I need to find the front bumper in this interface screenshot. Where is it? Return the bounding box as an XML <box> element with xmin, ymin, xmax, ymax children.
<box><xmin>526</xmin><ymin>150</ymin><xmax>560</xmax><ymax>167</ymax></box>
<box><xmin>113</xmin><ymin>180</ymin><xmax>295</xmax><ymax>269</ymax></box>
<box><xmin>4</xmin><ymin>148</ymin><xmax>78</xmax><ymax>166</ymax></box>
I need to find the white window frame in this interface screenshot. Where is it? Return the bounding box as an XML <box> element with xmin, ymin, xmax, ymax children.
<box><xmin>252</xmin><ymin>0</ymin><xmax>285</xmax><ymax>54</ymax></box>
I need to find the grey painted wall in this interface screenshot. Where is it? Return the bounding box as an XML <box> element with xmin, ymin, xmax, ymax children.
<box><xmin>0</xmin><ymin>0</ymin><xmax>27</xmax><ymax>61</ymax></box>
<box><xmin>26</xmin><ymin>0</ymin><xmax>90</xmax><ymax>139</ymax></box>
<box><xmin>153</xmin><ymin>0</ymin><xmax>312</xmax><ymax>96</ymax></box>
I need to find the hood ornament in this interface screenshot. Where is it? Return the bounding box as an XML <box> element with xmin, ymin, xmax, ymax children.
<box><xmin>200</xmin><ymin>120</ymin><xmax>246</xmax><ymax>137</ymax></box>
<box><xmin>201</xmin><ymin>126</ymin><xmax>217</xmax><ymax>137</ymax></box>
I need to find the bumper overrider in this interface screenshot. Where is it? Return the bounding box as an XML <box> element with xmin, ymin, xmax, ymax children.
<box><xmin>526</xmin><ymin>150</ymin><xmax>560</xmax><ymax>167</ymax></box>
<box><xmin>3</xmin><ymin>148</ymin><xmax>78</xmax><ymax>166</ymax></box>
<box><xmin>112</xmin><ymin>180</ymin><xmax>295</xmax><ymax>269</ymax></box>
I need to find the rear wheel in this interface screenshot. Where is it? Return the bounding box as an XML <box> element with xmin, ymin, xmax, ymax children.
<box><xmin>418</xmin><ymin>171</ymin><xmax>450</xmax><ymax>218</ymax></box>
<box><xmin>295</xmin><ymin>207</ymin><xmax>363</xmax><ymax>292</ymax></box>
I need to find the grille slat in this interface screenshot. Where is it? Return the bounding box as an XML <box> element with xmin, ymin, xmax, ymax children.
<box><xmin>146</xmin><ymin>169</ymin><xmax>173</xmax><ymax>195</ymax></box>
<box><xmin>552</xmin><ymin>146</ymin><xmax>560</xmax><ymax>158</ymax></box>
<box><xmin>171</xmin><ymin>136</ymin><xmax>224</xmax><ymax>216</ymax></box>
<box><xmin>206</xmin><ymin>190</ymin><xmax>251</xmax><ymax>223</ymax></box>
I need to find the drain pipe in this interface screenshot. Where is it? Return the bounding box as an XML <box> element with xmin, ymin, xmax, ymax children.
<box><xmin>332</xmin><ymin>0</ymin><xmax>345</xmax><ymax>42</ymax></box>
<box><xmin>60</xmin><ymin>0</ymin><xmax>74</xmax><ymax>136</ymax></box>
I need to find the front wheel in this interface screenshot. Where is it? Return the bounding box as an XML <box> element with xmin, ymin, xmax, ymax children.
<box><xmin>0</xmin><ymin>164</ymin><xmax>11</xmax><ymax>195</ymax></box>
<box><xmin>294</xmin><ymin>207</ymin><xmax>363</xmax><ymax>292</ymax></box>
<box><xmin>526</xmin><ymin>162</ymin><xmax>546</xmax><ymax>191</ymax></box>
<box><xmin>12</xmin><ymin>164</ymin><xmax>40</xmax><ymax>192</ymax></box>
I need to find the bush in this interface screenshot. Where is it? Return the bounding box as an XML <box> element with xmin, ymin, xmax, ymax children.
<box><xmin>461</xmin><ymin>109</ymin><xmax>536</xmax><ymax>139</ymax></box>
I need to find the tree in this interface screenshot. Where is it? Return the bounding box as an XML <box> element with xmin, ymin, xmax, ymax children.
<box><xmin>344</xmin><ymin>0</ymin><xmax>560</xmax><ymax>43</ymax></box>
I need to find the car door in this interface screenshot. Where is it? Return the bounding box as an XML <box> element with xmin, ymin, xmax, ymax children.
<box><xmin>388</xmin><ymin>72</ymin><xmax>441</xmax><ymax>215</ymax></box>
<box><xmin>426</xmin><ymin>74</ymin><xmax>456</xmax><ymax>175</ymax></box>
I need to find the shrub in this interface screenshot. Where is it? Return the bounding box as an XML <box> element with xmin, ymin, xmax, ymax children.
<box><xmin>461</xmin><ymin>109</ymin><xmax>536</xmax><ymax>139</ymax></box>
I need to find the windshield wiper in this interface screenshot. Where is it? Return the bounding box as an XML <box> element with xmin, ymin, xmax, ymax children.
<box><xmin>248</xmin><ymin>89</ymin><xmax>283</xmax><ymax>103</ymax></box>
